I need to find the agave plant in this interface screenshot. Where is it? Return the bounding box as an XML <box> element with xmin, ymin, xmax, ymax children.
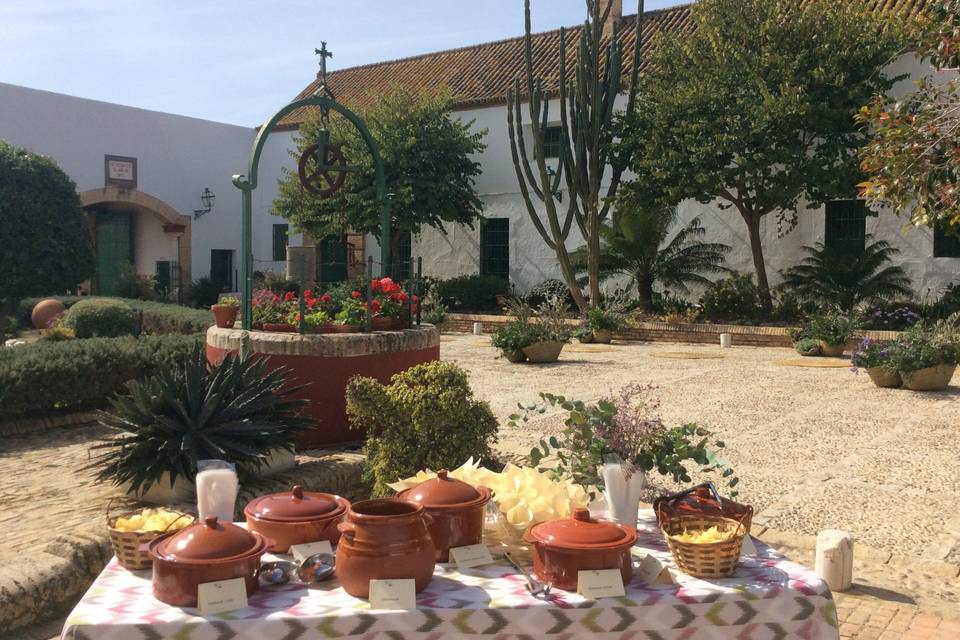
<box><xmin>89</xmin><ymin>346</ymin><xmax>313</xmax><ymax>494</ymax></box>
<box><xmin>780</xmin><ymin>237</ymin><xmax>913</xmax><ymax>310</ymax></box>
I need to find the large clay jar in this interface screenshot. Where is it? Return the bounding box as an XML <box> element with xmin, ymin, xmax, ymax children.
<box><xmin>397</xmin><ymin>469</ymin><xmax>491</xmax><ymax>562</ymax></box>
<box><xmin>31</xmin><ymin>298</ymin><xmax>67</xmax><ymax>329</ymax></box>
<box><xmin>335</xmin><ymin>499</ymin><xmax>436</xmax><ymax>598</ymax></box>
<box><xmin>244</xmin><ymin>485</ymin><xmax>350</xmax><ymax>553</ymax></box>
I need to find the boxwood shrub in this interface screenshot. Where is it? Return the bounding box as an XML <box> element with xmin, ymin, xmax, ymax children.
<box><xmin>63</xmin><ymin>299</ymin><xmax>139</xmax><ymax>338</ymax></box>
<box><xmin>0</xmin><ymin>334</ymin><xmax>202</xmax><ymax>420</ymax></box>
<box><xmin>17</xmin><ymin>296</ymin><xmax>213</xmax><ymax>335</ymax></box>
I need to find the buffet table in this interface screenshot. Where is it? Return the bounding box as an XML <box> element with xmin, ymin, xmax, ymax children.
<box><xmin>60</xmin><ymin>516</ymin><xmax>838</xmax><ymax>640</ymax></box>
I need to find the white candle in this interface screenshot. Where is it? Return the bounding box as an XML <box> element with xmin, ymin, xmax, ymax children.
<box><xmin>196</xmin><ymin>465</ymin><xmax>239</xmax><ymax>522</ymax></box>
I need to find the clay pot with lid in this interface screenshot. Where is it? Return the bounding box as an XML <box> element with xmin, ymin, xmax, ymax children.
<box><xmin>396</xmin><ymin>469</ymin><xmax>491</xmax><ymax>562</ymax></box>
<box><xmin>147</xmin><ymin>515</ymin><xmax>271</xmax><ymax>607</ymax></box>
<box><xmin>244</xmin><ymin>485</ymin><xmax>350</xmax><ymax>552</ymax></box>
<box><xmin>522</xmin><ymin>507</ymin><xmax>637</xmax><ymax>591</ymax></box>
<box><xmin>335</xmin><ymin>499</ymin><xmax>436</xmax><ymax>598</ymax></box>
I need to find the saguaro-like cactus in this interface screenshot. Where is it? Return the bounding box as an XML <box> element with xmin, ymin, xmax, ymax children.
<box><xmin>508</xmin><ymin>0</ymin><xmax>643</xmax><ymax>310</ymax></box>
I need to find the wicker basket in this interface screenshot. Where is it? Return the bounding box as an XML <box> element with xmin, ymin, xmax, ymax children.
<box><xmin>653</xmin><ymin>482</ymin><xmax>753</xmax><ymax>533</ymax></box>
<box><xmin>106</xmin><ymin>501</ymin><xmax>194</xmax><ymax>570</ymax></box>
<box><xmin>660</xmin><ymin>514</ymin><xmax>746</xmax><ymax>578</ymax></box>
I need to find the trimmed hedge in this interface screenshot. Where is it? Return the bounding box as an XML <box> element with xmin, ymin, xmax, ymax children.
<box><xmin>0</xmin><ymin>333</ymin><xmax>203</xmax><ymax>420</ymax></box>
<box><xmin>17</xmin><ymin>297</ymin><xmax>213</xmax><ymax>335</ymax></box>
<box><xmin>63</xmin><ymin>299</ymin><xmax>139</xmax><ymax>338</ymax></box>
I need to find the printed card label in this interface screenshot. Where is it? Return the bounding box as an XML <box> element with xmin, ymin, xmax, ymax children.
<box><xmin>290</xmin><ymin>540</ymin><xmax>334</xmax><ymax>562</ymax></box>
<box><xmin>636</xmin><ymin>552</ymin><xmax>675</xmax><ymax>584</ymax></box>
<box><xmin>197</xmin><ymin>578</ymin><xmax>248</xmax><ymax>615</ymax></box>
<box><xmin>740</xmin><ymin>535</ymin><xmax>758</xmax><ymax>557</ymax></box>
<box><xmin>369</xmin><ymin>579</ymin><xmax>416</xmax><ymax>610</ymax></box>
<box><xmin>577</xmin><ymin>569</ymin><xmax>626</xmax><ymax>599</ymax></box>
<box><xmin>449</xmin><ymin>544</ymin><xmax>494</xmax><ymax>568</ymax></box>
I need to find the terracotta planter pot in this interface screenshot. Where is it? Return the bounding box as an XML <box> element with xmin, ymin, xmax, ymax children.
<box><xmin>577</xmin><ymin>333</ymin><xmax>595</xmax><ymax>344</ymax></box>
<box><xmin>371</xmin><ymin>316</ymin><xmax>409</xmax><ymax>331</ymax></box>
<box><xmin>818</xmin><ymin>341</ymin><xmax>845</xmax><ymax>357</ymax></box>
<box><xmin>335</xmin><ymin>499</ymin><xmax>436</xmax><ymax>598</ymax></box>
<box><xmin>522</xmin><ymin>341</ymin><xmax>564</xmax><ymax>363</ymax></box>
<box><xmin>147</xmin><ymin>516</ymin><xmax>270</xmax><ymax>607</ymax></box>
<box><xmin>211</xmin><ymin>305</ymin><xmax>239</xmax><ymax>329</ymax></box>
<box><xmin>502</xmin><ymin>349</ymin><xmax>527</xmax><ymax>363</ymax></box>
<box><xmin>315</xmin><ymin>322</ymin><xmax>360</xmax><ymax>334</ymax></box>
<box><xmin>397</xmin><ymin>470</ymin><xmax>491</xmax><ymax>562</ymax></box>
<box><xmin>901</xmin><ymin>364</ymin><xmax>956</xmax><ymax>391</ymax></box>
<box><xmin>593</xmin><ymin>329</ymin><xmax>612</xmax><ymax>344</ymax></box>
<box><xmin>865</xmin><ymin>367</ymin><xmax>902</xmax><ymax>388</ymax></box>
<box><xmin>522</xmin><ymin>508</ymin><xmax>637</xmax><ymax>592</ymax></box>
<box><xmin>262</xmin><ymin>323</ymin><xmax>296</xmax><ymax>332</ymax></box>
<box><xmin>244</xmin><ymin>485</ymin><xmax>350</xmax><ymax>553</ymax></box>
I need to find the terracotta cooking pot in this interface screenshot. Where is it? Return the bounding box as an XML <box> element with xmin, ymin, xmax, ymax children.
<box><xmin>335</xmin><ymin>499</ymin><xmax>436</xmax><ymax>598</ymax></box>
<box><xmin>522</xmin><ymin>507</ymin><xmax>637</xmax><ymax>591</ymax></box>
<box><xmin>244</xmin><ymin>485</ymin><xmax>350</xmax><ymax>553</ymax></box>
<box><xmin>397</xmin><ymin>469</ymin><xmax>491</xmax><ymax>562</ymax></box>
<box><xmin>147</xmin><ymin>515</ymin><xmax>271</xmax><ymax>607</ymax></box>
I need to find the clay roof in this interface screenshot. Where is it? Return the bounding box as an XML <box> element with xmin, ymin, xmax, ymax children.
<box><xmin>274</xmin><ymin>0</ymin><xmax>934</xmax><ymax>130</ymax></box>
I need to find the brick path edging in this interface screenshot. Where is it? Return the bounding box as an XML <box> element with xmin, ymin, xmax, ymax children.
<box><xmin>0</xmin><ymin>411</ymin><xmax>101</xmax><ymax>438</ymax></box>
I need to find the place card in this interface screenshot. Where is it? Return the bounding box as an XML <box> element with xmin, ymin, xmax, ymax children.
<box><xmin>577</xmin><ymin>569</ymin><xmax>626</xmax><ymax>599</ymax></box>
<box><xmin>369</xmin><ymin>579</ymin><xmax>416</xmax><ymax>610</ymax></box>
<box><xmin>197</xmin><ymin>578</ymin><xmax>248</xmax><ymax>615</ymax></box>
<box><xmin>740</xmin><ymin>534</ymin><xmax>758</xmax><ymax>557</ymax></box>
<box><xmin>636</xmin><ymin>553</ymin><xmax>675</xmax><ymax>585</ymax></box>
<box><xmin>449</xmin><ymin>543</ymin><xmax>494</xmax><ymax>568</ymax></box>
<box><xmin>290</xmin><ymin>540</ymin><xmax>334</xmax><ymax>563</ymax></box>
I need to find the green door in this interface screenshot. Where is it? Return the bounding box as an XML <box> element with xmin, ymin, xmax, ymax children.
<box><xmin>319</xmin><ymin>234</ymin><xmax>348</xmax><ymax>283</ymax></box>
<box><xmin>96</xmin><ymin>211</ymin><xmax>134</xmax><ymax>295</ymax></box>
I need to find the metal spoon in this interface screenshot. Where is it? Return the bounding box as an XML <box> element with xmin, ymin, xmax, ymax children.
<box><xmin>297</xmin><ymin>552</ymin><xmax>336</xmax><ymax>583</ymax></box>
<box><xmin>502</xmin><ymin>550</ymin><xmax>551</xmax><ymax>597</ymax></box>
<box><xmin>258</xmin><ymin>561</ymin><xmax>299</xmax><ymax>586</ymax></box>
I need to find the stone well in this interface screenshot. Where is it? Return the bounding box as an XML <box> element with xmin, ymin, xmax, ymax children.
<box><xmin>206</xmin><ymin>325</ymin><xmax>440</xmax><ymax>447</ymax></box>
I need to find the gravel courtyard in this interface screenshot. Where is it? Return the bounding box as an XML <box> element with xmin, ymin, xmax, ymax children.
<box><xmin>440</xmin><ymin>333</ymin><xmax>960</xmax><ymax>561</ymax></box>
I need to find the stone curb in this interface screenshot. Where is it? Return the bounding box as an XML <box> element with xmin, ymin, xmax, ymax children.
<box><xmin>0</xmin><ymin>450</ymin><xmax>368</xmax><ymax>635</ymax></box>
<box><xmin>206</xmin><ymin>324</ymin><xmax>439</xmax><ymax>358</ymax></box>
<box><xmin>0</xmin><ymin>411</ymin><xmax>101</xmax><ymax>438</ymax></box>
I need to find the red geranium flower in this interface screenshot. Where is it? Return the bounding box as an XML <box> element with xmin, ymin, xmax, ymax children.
<box><xmin>320</xmin><ymin>294</ymin><xmax>332</xmax><ymax>303</ymax></box>
<box><xmin>283</xmin><ymin>292</ymin><xmax>295</xmax><ymax>302</ymax></box>
<box><xmin>412</xmin><ymin>294</ymin><xmax>419</xmax><ymax>303</ymax></box>
<box><xmin>370</xmin><ymin>299</ymin><xmax>381</xmax><ymax>313</ymax></box>
<box><xmin>371</xmin><ymin>279</ymin><xmax>381</xmax><ymax>292</ymax></box>
<box><xmin>351</xmin><ymin>290</ymin><xmax>362</xmax><ymax>299</ymax></box>
<box><xmin>304</xmin><ymin>289</ymin><xmax>314</xmax><ymax>298</ymax></box>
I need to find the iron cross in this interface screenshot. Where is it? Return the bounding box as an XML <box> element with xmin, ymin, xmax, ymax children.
<box><xmin>315</xmin><ymin>42</ymin><xmax>333</xmax><ymax>83</ymax></box>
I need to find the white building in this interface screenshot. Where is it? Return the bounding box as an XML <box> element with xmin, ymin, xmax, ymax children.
<box><xmin>1</xmin><ymin>0</ymin><xmax>956</xmax><ymax>300</ymax></box>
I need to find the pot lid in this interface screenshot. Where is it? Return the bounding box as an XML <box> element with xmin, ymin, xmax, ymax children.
<box><xmin>157</xmin><ymin>516</ymin><xmax>260</xmax><ymax>561</ymax></box>
<box><xmin>244</xmin><ymin>485</ymin><xmax>342</xmax><ymax>522</ymax></box>
<box><xmin>527</xmin><ymin>508</ymin><xmax>637</xmax><ymax>550</ymax></box>
<box><xmin>399</xmin><ymin>470</ymin><xmax>488</xmax><ymax>508</ymax></box>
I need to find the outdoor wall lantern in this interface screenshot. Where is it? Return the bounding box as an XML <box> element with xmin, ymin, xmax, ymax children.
<box><xmin>193</xmin><ymin>188</ymin><xmax>216</xmax><ymax>219</ymax></box>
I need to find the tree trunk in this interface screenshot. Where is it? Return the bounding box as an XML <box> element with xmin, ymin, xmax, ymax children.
<box><xmin>557</xmin><ymin>249</ymin><xmax>589</xmax><ymax>313</ymax></box>
<box><xmin>636</xmin><ymin>276</ymin><xmax>655</xmax><ymax>313</ymax></box>
<box><xmin>743</xmin><ymin>213</ymin><xmax>772</xmax><ymax>314</ymax></box>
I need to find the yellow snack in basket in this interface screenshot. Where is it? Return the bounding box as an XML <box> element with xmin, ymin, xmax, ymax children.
<box><xmin>114</xmin><ymin>508</ymin><xmax>193</xmax><ymax>533</ymax></box>
<box><xmin>672</xmin><ymin>525</ymin><xmax>734</xmax><ymax>544</ymax></box>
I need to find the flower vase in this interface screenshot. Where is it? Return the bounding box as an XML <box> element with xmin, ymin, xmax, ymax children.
<box><xmin>601</xmin><ymin>462</ymin><xmax>646</xmax><ymax>526</ymax></box>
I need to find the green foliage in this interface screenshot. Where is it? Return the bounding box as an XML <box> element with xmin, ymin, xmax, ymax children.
<box><xmin>334</xmin><ymin>298</ymin><xmax>366</xmax><ymax>326</ymax></box>
<box><xmin>621</xmin><ymin>0</ymin><xmax>904</xmax><ymax>309</ymax></box>
<box><xmin>699</xmin><ymin>274</ymin><xmax>762</xmax><ymax>322</ymax></box>
<box><xmin>63</xmin><ymin>298</ymin><xmax>139</xmax><ymax>338</ymax></box>
<box><xmin>780</xmin><ymin>238</ymin><xmax>913</xmax><ymax>310</ymax></box>
<box><xmin>17</xmin><ymin>296</ymin><xmax>212</xmax><ymax>334</ymax></box>
<box><xmin>217</xmin><ymin>296</ymin><xmax>240</xmax><ymax>307</ymax></box>
<box><xmin>39</xmin><ymin>326</ymin><xmax>76</xmax><ymax>342</ymax></box>
<box><xmin>857</xmin><ymin>0</ymin><xmax>960</xmax><ymax>228</ymax></box>
<box><xmin>187</xmin><ymin>277</ymin><xmax>223</xmax><ymax>309</ymax></box>
<box><xmin>794</xmin><ymin>338</ymin><xmax>822</xmax><ymax>356</ymax></box>
<box><xmin>851</xmin><ymin>337</ymin><xmax>893</xmax><ymax>369</ymax></box>
<box><xmin>0</xmin><ymin>140</ymin><xmax>95</xmax><ymax>303</ymax></box>
<box><xmin>0</xmin><ymin>334</ymin><xmax>202</xmax><ymax>420</ymax></box>
<box><xmin>434</xmin><ymin>274</ymin><xmax>511</xmax><ymax>312</ymax></box>
<box><xmin>885</xmin><ymin>318</ymin><xmax>960</xmax><ymax>372</ymax></box>
<box><xmin>586</xmin><ymin>304</ymin><xmax>625</xmax><ymax>332</ymax></box>
<box><xmin>806</xmin><ymin>309</ymin><xmax>861</xmax><ymax>346</ymax></box>
<box><xmin>345</xmin><ymin>361</ymin><xmax>498</xmax><ymax>497</ymax></box>
<box><xmin>89</xmin><ymin>347</ymin><xmax>313</xmax><ymax>494</ymax></box>
<box><xmin>273</xmin><ymin>87</ymin><xmax>486</xmax><ymax>247</ymax></box>
<box><xmin>525</xmin><ymin>279</ymin><xmax>576</xmax><ymax>309</ymax></box>
<box><xmin>491</xmin><ymin>322</ymin><xmax>539</xmax><ymax>353</ymax></box>
<box><xmin>571</xmin><ymin>201</ymin><xmax>731</xmax><ymax>312</ymax></box>
<box><xmin>116</xmin><ymin>263</ymin><xmax>158</xmax><ymax>301</ymax></box>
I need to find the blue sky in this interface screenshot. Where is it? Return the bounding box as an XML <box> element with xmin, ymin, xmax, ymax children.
<box><xmin>0</xmin><ymin>1</ymin><xmax>682</xmax><ymax>127</ymax></box>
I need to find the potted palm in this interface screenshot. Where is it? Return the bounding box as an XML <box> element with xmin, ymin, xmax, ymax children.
<box><xmin>851</xmin><ymin>337</ymin><xmax>901</xmax><ymax>388</ymax></box>
<box><xmin>886</xmin><ymin>321</ymin><xmax>959</xmax><ymax>391</ymax></box>
<box><xmin>88</xmin><ymin>346</ymin><xmax>313</xmax><ymax>503</ymax></box>
<box><xmin>211</xmin><ymin>295</ymin><xmax>240</xmax><ymax>329</ymax></box>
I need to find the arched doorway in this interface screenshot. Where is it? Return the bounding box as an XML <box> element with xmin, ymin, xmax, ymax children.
<box><xmin>79</xmin><ymin>187</ymin><xmax>192</xmax><ymax>296</ymax></box>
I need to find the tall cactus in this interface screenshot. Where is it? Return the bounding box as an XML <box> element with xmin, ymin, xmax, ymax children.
<box><xmin>508</xmin><ymin>0</ymin><xmax>643</xmax><ymax>310</ymax></box>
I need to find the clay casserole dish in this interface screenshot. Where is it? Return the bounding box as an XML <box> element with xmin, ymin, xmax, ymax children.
<box><xmin>523</xmin><ymin>507</ymin><xmax>637</xmax><ymax>591</ymax></box>
<box><xmin>244</xmin><ymin>485</ymin><xmax>350</xmax><ymax>552</ymax></box>
<box><xmin>147</xmin><ymin>515</ymin><xmax>271</xmax><ymax>607</ymax></box>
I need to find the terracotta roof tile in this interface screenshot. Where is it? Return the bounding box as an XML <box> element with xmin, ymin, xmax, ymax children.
<box><xmin>274</xmin><ymin>0</ymin><xmax>934</xmax><ymax>130</ymax></box>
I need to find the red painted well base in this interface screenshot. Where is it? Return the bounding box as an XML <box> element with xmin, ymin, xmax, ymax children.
<box><xmin>206</xmin><ymin>340</ymin><xmax>439</xmax><ymax>448</ymax></box>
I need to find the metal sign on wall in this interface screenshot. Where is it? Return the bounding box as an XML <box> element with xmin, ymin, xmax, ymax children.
<box><xmin>104</xmin><ymin>154</ymin><xmax>137</xmax><ymax>188</ymax></box>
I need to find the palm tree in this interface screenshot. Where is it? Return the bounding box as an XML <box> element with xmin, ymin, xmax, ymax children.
<box><xmin>780</xmin><ymin>236</ymin><xmax>913</xmax><ymax>310</ymax></box>
<box><xmin>570</xmin><ymin>206</ymin><xmax>732</xmax><ymax>312</ymax></box>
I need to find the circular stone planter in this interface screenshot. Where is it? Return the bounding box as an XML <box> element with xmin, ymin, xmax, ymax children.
<box><xmin>522</xmin><ymin>341</ymin><xmax>565</xmax><ymax>363</ymax></box>
<box><xmin>818</xmin><ymin>341</ymin><xmax>845</xmax><ymax>357</ymax></box>
<box><xmin>900</xmin><ymin>363</ymin><xmax>957</xmax><ymax>391</ymax></box>
<box><xmin>865</xmin><ymin>367</ymin><xmax>902</xmax><ymax>388</ymax></box>
<box><xmin>206</xmin><ymin>324</ymin><xmax>440</xmax><ymax>447</ymax></box>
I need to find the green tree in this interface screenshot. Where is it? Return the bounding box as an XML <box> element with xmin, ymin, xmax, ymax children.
<box><xmin>780</xmin><ymin>237</ymin><xmax>913</xmax><ymax>310</ymax></box>
<box><xmin>570</xmin><ymin>197</ymin><xmax>731</xmax><ymax>312</ymax></box>
<box><xmin>621</xmin><ymin>0</ymin><xmax>904</xmax><ymax>312</ymax></box>
<box><xmin>857</xmin><ymin>0</ymin><xmax>960</xmax><ymax>230</ymax></box>
<box><xmin>272</xmin><ymin>87</ymin><xmax>487</xmax><ymax>272</ymax></box>
<box><xmin>0</xmin><ymin>140</ymin><xmax>94</xmax><ymax>304</ymax></box>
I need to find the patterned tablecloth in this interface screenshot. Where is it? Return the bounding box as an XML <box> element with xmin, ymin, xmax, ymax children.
<box><xmin>60</xmin><ymin>518</ymin><xmax>839</xmax><ymax>640</ymax></box>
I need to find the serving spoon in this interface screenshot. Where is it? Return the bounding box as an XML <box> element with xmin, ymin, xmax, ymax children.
<box><xmin>502</xmin><ymin>550</ymin><xmax>551</xmax><ymax>597</ymax></box>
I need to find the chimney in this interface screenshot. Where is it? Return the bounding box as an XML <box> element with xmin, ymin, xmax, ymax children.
<box><xmin>603</xmin><ymin>0</ymin><xmax>622</xmax><ymax>37</ymax></box>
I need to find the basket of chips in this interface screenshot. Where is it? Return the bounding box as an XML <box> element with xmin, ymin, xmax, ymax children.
<box><xmin>659</xmin><ymin>513</ymin><xmax>747</xmax><ymax>578</ymax></box>
<box><xmin>106</xmin><ymin>500</ymin><xmax>194</xmax><ymax>570</ymax></box>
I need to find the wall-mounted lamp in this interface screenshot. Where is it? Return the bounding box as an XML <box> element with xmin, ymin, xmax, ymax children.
<box><xmin>545</xmin><ymin>166</ymin><xmax>563</xmax><ymax>202</ymax></box>
<box><xmin>193</xmin><ymin>187</ymin><xmax>216</xmax><ymax>219</ymax></box>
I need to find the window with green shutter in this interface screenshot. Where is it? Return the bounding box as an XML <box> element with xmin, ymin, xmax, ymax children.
<box><xmin>825</xmin><ymin>200</ymin><xmax>867</xmax><ymax>255</ymax></box>
<box><xmin>934</xmin><ymin>223</ymin><xmax>960</xmax><ymax>258</ymax></box>
<box><xmin>541</xmin><ymin>126</ymin><xmax>563</xmax><ymax>159</ymax></box>
<box><xmin>480</xmin><ymin>218</ymin><xmax>510</xmax><ymax>280</ymax></box>
<box><xmin>272</xmin><ymin>224</ymin><xmax>289</xmax><ymax>262</ymax></box>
